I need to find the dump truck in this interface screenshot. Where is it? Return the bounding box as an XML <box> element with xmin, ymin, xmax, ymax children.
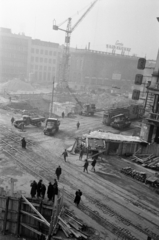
<box><xmin>110</xmin><ymin>114</ymin><xmax>131</xmax><ymax>130</ymax></box>
<box><xmin>43</xmin><ymin>118</ymin><xmax>60</xmax><ymax>136</ymax></box>
<box><xmin>103</xmin><ymin>104</ymin><xmax>144</xmax><ymax>126</ymax></box>
<box><xmin>14</xmin><ymin>115</ymin><xmax>45</xmax><ymax>129</ymax></box>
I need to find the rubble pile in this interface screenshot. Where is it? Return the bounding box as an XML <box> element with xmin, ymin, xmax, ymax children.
<box><xmin>130</xmin><ymin>154</ymin><xmax>159</xmax><ymax>171</ymax></box>
<box><xmin>0</xmin><ymin>78</ymin><xmax>34</xmax><ymax>93</ymax></box>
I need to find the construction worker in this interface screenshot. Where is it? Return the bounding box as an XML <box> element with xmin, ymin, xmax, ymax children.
<box><xmin>41</xmin><ymin>183</ymin><xmax>46</xmax><ymax>199</ymax></box>
<box><xmin>62</xmin><ymin>149</ymin><xmax>68</xmax><ymax>162</ymax></box>
<box><xmin>21</xmin><ymin>137</ymin><xmax>26</xmax><ymax>149</ymax></box>
<box><xmin>47</xmin><ymin>182</ymin><xmax>53</xmax><ymax>201</ymax></box>
<box><xmin>79</xmin><ymin>149</ymin><xmax>84</xmax><ymax>160</ymax></box>
<box><xmin>83</xmin><ymin>159</ymin><xmax>89</xmax><ymax>173</ymax></box>
<box><xmin>52</xmin><ymin>179</ymin><xmax>58</xmax><ymax>202</ymax></box>
<box><xmin>55</xmin><ymin>166</ymin><xmax>62</xmax><ymax>180</ymax></box>
<box><xmin>37</xmin><ymin>179</ymin><xmax>43</xmax><ymax>198</ymax></box>
<box><xmin>77</xmin><ymin>121</ymin><xmax>80</xmax><ymax>129</ymax></box>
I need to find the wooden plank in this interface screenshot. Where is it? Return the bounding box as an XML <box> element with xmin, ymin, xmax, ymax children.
<box><xmin>16</xmin><ymin>197</ymin><xmax>22</xmax><ymax>237</ymax></box>
<box><xmin>21</xmin><ymin>210</ymin><xmax>46</xmax><ymax>224</ymax></box>
<box><xmin>22</xmin><ymin>195</ymin><xmax>50</xmax><ymax>227</ymax></box>
<box><xmin>3</xmin><ymin>197</ymin><xmax>10</xmax><ymax>234</ymax></box>
<box><xmin>20</xmin><ymin>222</ymin><xmax>43</xmax><ymax>236</ymax></box>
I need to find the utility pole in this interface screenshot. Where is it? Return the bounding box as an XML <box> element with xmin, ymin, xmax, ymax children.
<box><xmin>50</xmin><ymin>76</ymin><xmax>55</xmax><ymax>117</ymax></box>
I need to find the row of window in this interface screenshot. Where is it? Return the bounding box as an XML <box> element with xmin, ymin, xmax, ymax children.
<box><xmin>31</xmin><ymin>48</ymin><xmax>57</xmax><ymax>56</ymax></box>
<box><xmin>33</xmin><ymin>72</ymin><xmax>54</xmax><ymax>82</ymax></box>
<box><xmin>31</xmin><ymin>57</ymin><xmax>56</xmax><ymax>64</ymax></box>
<box><xmin>31</xmin><ymin>65</ymin><xmax>55</xmax><ymax>72</ymax></box>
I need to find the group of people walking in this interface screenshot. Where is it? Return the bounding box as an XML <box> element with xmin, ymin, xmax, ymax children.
<box><xmin>83</xmin><ymin>158</ymin><xmax>97</xmax><ymax>173</ymax></box>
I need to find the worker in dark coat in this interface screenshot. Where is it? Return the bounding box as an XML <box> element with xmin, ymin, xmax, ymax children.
<box><xmin>62</xmin><ymin>149</ymin><xmax>68</xmax><ymax>162</ymax></box>
<box><xmin>52</xmin><ymin>179</ymin><xmax>58</xmax><ymax>202</ymax></box>
<box><xmin>11</xmin><ymin>117</ymin><xmax>15</xmax><ymax>125</ymax></box>
<box><xmin>83</xmin><ymin>159</ymin><xmax>89</xmax><ymax>173</ymax></box>
<box><xmin>55</xmin><ymin>166</ymin><xmax>62</xmax><ymax>180</ymax></box>
<box><xmin>91</xmin><ymin>158</ymin><xmax>97</xmax><ymax>172</ymax></box>
<box><xmin>77</xmin><ymin>121</ymin><xmax>80</xmax><ymax>129</ymax></box>
<box><xmin>30</xmin><ymin>180</ymin><xmax>37</xmax><ymax>198</ymax></box>
<box><xmin>37</xmin><ymin>179</ymin><xmax>43</xmax><ymax>198</ymax></box>
<box><xmin>41</xmin><ymin>183</ymin><xmax>46</xmax><ymax>199</ymax></box>
<box><xmin>74</xmin><ymin>189</ymin><xmax>82</xmax><ymax>207</ymax></box>
<box><xmin>47</xmin><ymin>182</ymin><xmax>53</xmax><ymax>201</ymax></box>
<box><xmin>62</xmin><ymin>112</ymin><xmax>65</xmax><ymax>118</ymax></box>
<box><xmin>21</xmin><ymin>137</ymin><xmax>26</xmax><ymax>149</ymax></box>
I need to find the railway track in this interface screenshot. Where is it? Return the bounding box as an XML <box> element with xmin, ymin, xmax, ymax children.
<box><xmin>0</xmin><ymin>129</ymin><xmax>159</xmax><ymax>239</ymax></box>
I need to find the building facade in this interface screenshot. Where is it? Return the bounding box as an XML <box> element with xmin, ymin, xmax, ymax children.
<box><xmin>68</xmin><ymin>49</ymin><xmax>140</xmax><ymax>88</ymax></box>
<box><xmin>0</xmin><ymin>27</ymin><xmax>61</xmax><ymax>84</ymax></box>
<box><xmin>0</xmin><ymin>28</ymin><xmax>31</xmax><ymax>82</ymax></box>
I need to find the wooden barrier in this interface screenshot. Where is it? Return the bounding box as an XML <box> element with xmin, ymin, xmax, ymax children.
<box><xmin>0</xmin><ymin>192</ymin><xmax>64</xmax><ymax>239</ymax></box>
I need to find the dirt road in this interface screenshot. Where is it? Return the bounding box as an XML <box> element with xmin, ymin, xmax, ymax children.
<box><xmin>0</xmin><ymin>109</ymin><xmax>159</xmax><ymax>240</ymax></box>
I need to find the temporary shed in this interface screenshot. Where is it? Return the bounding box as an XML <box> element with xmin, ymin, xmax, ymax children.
<box><xmin>83</xmin><ymin>131</ymin><xmax>147</xmax><ymax>155</ymax></box>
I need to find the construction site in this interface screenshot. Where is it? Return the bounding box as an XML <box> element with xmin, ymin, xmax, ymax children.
<box><xmin>1</xmin><ymin>1</ymin><xmax>159</xmax><ymax>240</ymax></box>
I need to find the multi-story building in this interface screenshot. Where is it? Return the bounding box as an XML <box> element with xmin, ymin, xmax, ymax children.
<box><xmin>0</xmin><ymin>27</ymin><xmax>31</xmax><ymax>82</ymax></box>
<box><xmin>0</xmin><ymin>27</ymin><xmax>62</xmax><ymax>84</ymax></box>
<box><xmin>29</xmin><ymin>39</ymin><xmax>60</xmax><ymax>84</ymax></box>
<box><xmin>68</xmin><ymin>48</ymin><xmax>140</xmax><ymax>89</ymax></box>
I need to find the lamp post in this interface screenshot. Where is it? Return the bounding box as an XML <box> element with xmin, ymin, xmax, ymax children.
<box><xmin>50</xmin><ymin>76</ymin><xmax>55</xmax><ymax>117</ymax></box>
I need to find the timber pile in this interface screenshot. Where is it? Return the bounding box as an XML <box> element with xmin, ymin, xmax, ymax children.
<box><xmin>129</xmin><ymin>154</ymin><xmax>159</xmax><ymax>170</ymax></box>
<box><xmin>121</xmin><ymin>167</ymin><xmax>147</xmax><ymax>182</ymax></box>
<box><xmin>55</xmin><ymin>208</ymin><xmax>88</xmax><ymax>239</ymax></box>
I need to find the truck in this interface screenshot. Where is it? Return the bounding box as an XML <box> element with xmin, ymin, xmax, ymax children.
<box><xmin>43</xmin><ymin>118</ymin><xmax>60</xmax><ymax>136</ymax></box>
<box><xmin>103</xmin><ymin>104</ymin><xmax>144</xmax><ymax>127</ymax></box>
<box><xmin>14</xmin><ymin>115</ymin><xmax>45</xmax><ymax>129</ymax></box>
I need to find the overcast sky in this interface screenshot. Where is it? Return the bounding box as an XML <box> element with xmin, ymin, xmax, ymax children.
<box><xmin>0</xmin><ymin>0</ymin><xmax>159</xmax><ymax>59</ymax></box>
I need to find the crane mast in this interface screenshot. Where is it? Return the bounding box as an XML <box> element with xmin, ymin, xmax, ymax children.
<box><xmin>53</xmin><ymin>0</ymin><xmax>98</xmax><ymax>88</ymax></box>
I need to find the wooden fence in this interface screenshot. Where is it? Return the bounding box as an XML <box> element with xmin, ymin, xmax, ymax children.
<box><xmin>0</xmin><ymin>191</ymin><xmax>64</xmax><ymax>239</ymax></box>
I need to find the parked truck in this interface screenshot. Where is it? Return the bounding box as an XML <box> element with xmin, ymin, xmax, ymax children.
<box><xmin>14</xmin><ymin>115</ymin><xmax>45</xmax><ymax>129</ymax></box>
<box><xmin>43</xmin><ymin>118</ymin><xmax>60</xmax><ymax>136</ymax></box>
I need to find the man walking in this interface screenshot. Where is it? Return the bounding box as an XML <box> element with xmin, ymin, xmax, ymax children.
<box><xmin>21</xmin><ymin>137</ymin><xmax>26</xmax><ymax>149</ymax></box>
<box><xmin>91</xmin><ymin>158</ymin><xmax>97</xmax><ymax>172</ymax></box>
<box><xmin>52</xmin><ymin>179</ymin><xmax>58</xmax><ymax>202</ymax></box>
<box><xmin>74</xmin><ymin>189</ymin><xmax>82</xmax><ymax>207</ymax></box>
<box><xmin>79</xmin><ymin>149</ymin><xmax>84</xmax><ymax>160</ymax></box>
<box><xmin>77</xmin><ymin>121</ymin><xmax>80</xmax><ymax>129</ymax></box>
<box><xmin>41</xmin><ymin>183</ymin><xmax>46</xmax><ymax>199</ymax></box>
<box><xmin>62</xmin><ymin>149</ymin><xmax>68</xmax><ymax>162</ymax></box>
<box><xmin>83</xmin><ymin>159</ymin><xmax>89</xmax><ymax>173</ymax></box>
<box><xmin>55</xmin><ymin>165</ymin><xmax>62</xmax><ymax>180</ymax></box>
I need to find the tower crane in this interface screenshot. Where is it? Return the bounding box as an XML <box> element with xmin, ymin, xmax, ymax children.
<box><xmin>53</xmin><ymin>0</ymin><xmax>98</xmax><ymax>87</ymax></box>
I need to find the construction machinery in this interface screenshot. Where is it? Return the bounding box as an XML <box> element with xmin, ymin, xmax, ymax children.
<box><xmin>103</xmin><ymin>103</ymin><xmax>144</xmax><ymax>127</ymax></box>
<box><xmin>110</xmin><ymin>114</ymin><xmax>131</xmax><ymax>130</ymax></box>
<box><xmin>53</xmin><ymin>0</ymin><xmax>98</xmax><ymax>86</ymax></box>
<box><xmin>44</xmin><ymin>118</ymin><xmax>60</xmax><ymax>136</ymax></box>
<box><xmin>14</xmin><ymin>115</ymin><xmax>45</xmax><ymax>129</ymax></box>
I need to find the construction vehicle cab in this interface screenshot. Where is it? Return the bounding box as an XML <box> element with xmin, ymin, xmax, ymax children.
<box><xmin>110</xmin><ymin>114</ymin><xmax>131</xmax><ymax>130</ymax></box>
<box><xmin>82</xmin><ymin>104</ymin><xmax>96</xmax><ymax>116</ymax></box>
<box><xmin>44</xmin><ymin>118</ymin><xmax>60</xmax><ymax>136</ymax></box>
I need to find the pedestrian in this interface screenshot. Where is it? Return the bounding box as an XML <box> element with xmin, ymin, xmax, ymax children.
<box><xmin>37</xmin><ymin>179</ymin><xmax>43</xmax><ymax>198</ymax></box>
<box><xmin>74</xmin><ymin>189</ymin><xmax>82</xmax><ymax>207</ymax></box>
<box><xmin>47</xmin><ymin>182</ymin><xmax>53</xmax><ymax>201</ymax></box>
<box><xmin>62</xmin><ymin>149</ymin><xmax>68</xmax><ymax>162</ymax></box>
<box><xmin>77</xmin><ymin>121</ymin><xmax>80</xmax><ymax>129</ymax></box>
<box><xmin>62</xmin><ymin>112</ymin><xmax>65</xmax><ymax>118</ymax></box>
<box><xmin>11</xmin><ymin>117</ymin><xmax>15</xmax><ymax>125</ymax></box>
<box><xmin>52</xmin><ymin>179</ymin><xmax>58</xmax><ymax>202</ymax></box>
<box><xmin>79</xmin><ymin>149</ymin><xmax>84</xmax><ymax>160</ymax></box>
<box><xmin>30</xmin><ymin>180</ymin><xmax>37</xmax><ymax>198</ymax></box>
<box><xmin>55</xmin><ymin>165</ymin><xmax>62</xmax><ymax>180</ymax></box>
<box><xmin>21</xmin><ymin>137</ymin><xmax>26</xmax><ymax>149</ymax></box>
<box><xmin>83</xmin><ymin>159</ymin><xmax>89</xmax><ymax>173</ymax></box>
<box><xmin>91</xmin><ymin>158</ymin><xmax>97</xmax><ymax>172</ymax></box>
<box><xmin>41</xmin><ymin>183</ymin><xmax>46</xmax><ymax>199</ymax></box>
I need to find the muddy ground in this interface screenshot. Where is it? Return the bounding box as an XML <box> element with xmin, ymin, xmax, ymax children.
<box><xmin>0</xmin><ymin>102</ymin><xmax>159</xmax><ymax>240</ymax></box>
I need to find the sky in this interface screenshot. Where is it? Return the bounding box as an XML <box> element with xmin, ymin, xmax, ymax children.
<box><xmin>0</xmin><ymin>0</ymin><xmax>159</xmax><ymax>59</ymax></box>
